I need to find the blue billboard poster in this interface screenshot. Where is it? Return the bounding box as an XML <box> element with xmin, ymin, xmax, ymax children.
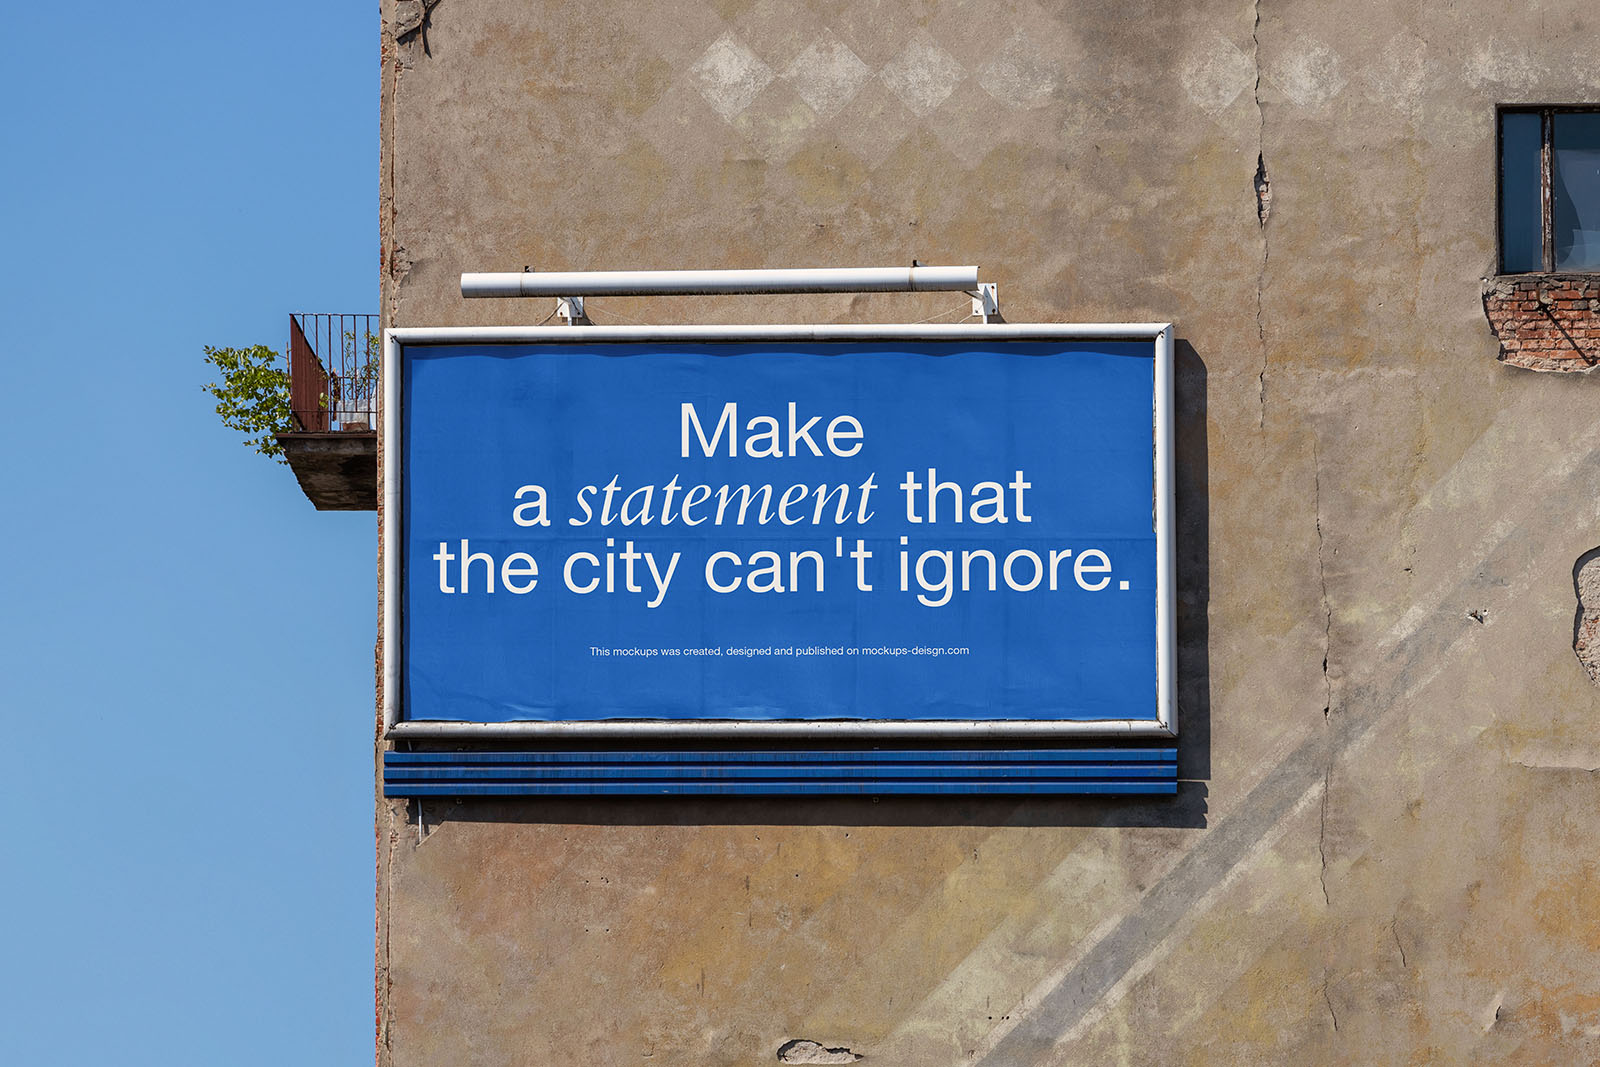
<box><xmin>383</xmin><ymin>325</ymin><xmax>1174</xmax><ymax>741</ymax></box>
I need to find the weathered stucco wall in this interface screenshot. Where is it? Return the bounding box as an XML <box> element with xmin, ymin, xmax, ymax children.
<box><xmin>376</xmin><ymin>1</ymin><xmax>1600</xmax><ymax>1062</ymax></box>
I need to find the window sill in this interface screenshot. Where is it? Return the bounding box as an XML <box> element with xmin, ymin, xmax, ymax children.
<box><xmin>1482</xmin><ymin>274</ymin><xmax>1600</xmax><ymax>372</ymax></box>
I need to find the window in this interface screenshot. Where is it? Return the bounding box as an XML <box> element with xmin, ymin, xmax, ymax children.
<box><xmin>1500</xmin><ymin>107</ymin><xmax>1600</xmax><ymax>273</ymax></box>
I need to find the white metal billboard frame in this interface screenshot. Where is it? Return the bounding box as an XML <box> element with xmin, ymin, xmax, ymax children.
<box><xmin>382</xmin><ymin>322</ymin><xmax>1176</xmax><ymax>740</ymax></box>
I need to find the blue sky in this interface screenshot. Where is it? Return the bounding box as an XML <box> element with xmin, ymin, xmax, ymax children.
<box><xmin>2</xmin><ymin>4</ymin><xmax>376</xmax><ymax>1062</ymax></box>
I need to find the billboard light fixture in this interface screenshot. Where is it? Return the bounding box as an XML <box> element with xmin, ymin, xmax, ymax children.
<box><xmin>460</xmin><ymin>266</ymin><xmax>999</xmax><ymax>322</ymax></box>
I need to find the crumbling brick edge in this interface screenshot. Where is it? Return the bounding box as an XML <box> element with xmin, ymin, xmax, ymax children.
<box><xmin>1575</xmin><ymin>549</ymin><xmax>1600</xmax><ymax>687</ymax></box>
<box><xmin>1483</xmin><ymin>275</ymin><xmax>1600</xmax><ymax>373</ymax></box>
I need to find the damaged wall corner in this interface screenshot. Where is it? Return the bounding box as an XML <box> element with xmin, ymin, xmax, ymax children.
<box><xmin>1574</xmin><ymin>548</ymin><xmax>1600</xmax><ymax>686</ymax></box>
<box><xmin>393</xmin><ymin>0</ymin><xmax>442</xmax><ymax>54</ymax></box>
<box><xmin>1483</xmin><ymin>277</ymin><xmax>1600</xmax><ymax>372</ymax></box>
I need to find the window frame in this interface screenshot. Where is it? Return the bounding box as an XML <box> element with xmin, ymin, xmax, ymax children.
<box><xmin>1498</xmin><ymin>104</ymin><xmax>1600</xmax><ymax>275</ymax></box>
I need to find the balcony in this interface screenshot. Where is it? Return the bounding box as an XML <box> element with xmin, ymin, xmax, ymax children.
<box><xmin>278</xmin><ymin>313</ymin><xmax>379</xmax><ymax>510</ymax></box>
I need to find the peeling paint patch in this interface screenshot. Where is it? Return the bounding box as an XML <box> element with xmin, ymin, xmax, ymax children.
<box><xmin>783</xmin><ymin>31</ymin><xmax>871</xmax><ymax>119</ymax></box>
<box><xmin>1364</xmin><ymin>34</ymin><xmax>1428</xmax><ymax>116</ymax></box>
<box><xmin>1510</xmin><ymin>749</ymin><xmax>1600</xmax><ymax>771</ymax></box>
<box><xmin>777</xmin><ymin>1039</ymin><xmax>862</xmax><ymax>1063</ymax></box>
<box><xmin>976</xmin><ymin>30</ymin><xmax>1059</xmax><ymax>109</ymax></box>
<box><xmin>1465</xmin><ymin>41</ymin><xmax>1548</xmax><ymax>91</ymax></box>
<box><xmin>1179</xmin><ymin>35</ymin><xmax>1253</xmax><ymax>117</ymax></box>
<box><xmin>879</xmin><ymin>31</ymin><xmax>965</xmax><ymax>116</ymax></box>
<box><xmin>393</xmin><ymin>0</ymin><xmax>442</xmax><ymax>55</ymax></box>
<box><xmin>1482</xmin><ymin>991</ymin><xmax>1506</xmax><ymax>1032</ymax></box>
<box><xmin>387</xmin><ymin>244</ymin><xmax>412</xmax><ymax>285</ymax></box>
<box><xmin>1267</xmin><ymin>40</ymin><xmax>1346</xmax><ymax>109</ymax></box>
<box><xmin>1574</xmin><ymin>549</ymin><xmax>1600</xmax><ymax>685</ymax></box>
<box><xmin>690</xmin><ymin>33</ymin><xmax>776</xmax><ymax>121</ymax></box>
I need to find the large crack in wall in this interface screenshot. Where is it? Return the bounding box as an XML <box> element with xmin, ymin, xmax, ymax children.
<box><xmin>1252</xmin><ymin>0</ymin><xmax>1271</xmax><ymax>426</ymax></box>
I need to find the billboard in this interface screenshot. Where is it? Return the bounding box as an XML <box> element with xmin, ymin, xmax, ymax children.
<box><xmin>383</xmin><ymin>324</ymin><xmax>1174</xmax><ymax>740</ymax></box>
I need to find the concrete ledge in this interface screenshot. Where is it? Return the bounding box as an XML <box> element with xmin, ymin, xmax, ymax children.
<box><xmin>277</xmin><ymin>430</ymin><xmax>377</xmax><ymax>510</ymax></box>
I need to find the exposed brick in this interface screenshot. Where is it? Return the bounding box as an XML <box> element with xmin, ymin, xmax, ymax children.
<box><xmin>1484</xmin><ymin>275</ymin><xmax>1600</xmax><ymax>372</ymax></box>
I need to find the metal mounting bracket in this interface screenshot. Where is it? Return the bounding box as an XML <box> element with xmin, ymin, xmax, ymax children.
<box><xmin>555</xmin><ymin>296</ymin><xmax>588</xmax><ymax>324</ymax></box>
<box><xmin>971</xmin><ymin>283</ymin><xmax>1000</xmax><ymax>323</ymax></box>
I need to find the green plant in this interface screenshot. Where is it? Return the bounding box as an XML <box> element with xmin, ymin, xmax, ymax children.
<box><xmin>344</xmin><ymin>329</ymin><xmax>382</xmax><ymax>396</ymax></box>
<box><xmin>202</xmin><ymin>344</ymin><xmax>294</xmax><ymax>462</ymax></box>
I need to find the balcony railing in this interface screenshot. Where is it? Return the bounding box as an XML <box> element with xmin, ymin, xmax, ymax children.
<box><xmin>289</xmin><ymin>313</ymin><xmax>380</xmax><ymax>432</ymax></box>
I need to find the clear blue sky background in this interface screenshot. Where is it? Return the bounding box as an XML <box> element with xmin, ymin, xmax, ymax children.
<box><xmin>2</xmin><ymin>4</ymin><xmax>376</xmax><ymax>1062</ymax></box>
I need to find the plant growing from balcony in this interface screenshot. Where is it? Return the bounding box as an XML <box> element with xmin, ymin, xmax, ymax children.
<box><xmin>333</xmin><ymin>330</ymin><xmax>382</xmax><ymax>429</ymax></box>
<box><xmin>202</xmin><ymin>343</ymin><xmax>294</xmax><ymax>462</ymax></box>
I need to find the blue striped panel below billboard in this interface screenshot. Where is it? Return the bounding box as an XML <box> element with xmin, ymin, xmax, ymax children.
<box><xmin>383</xmin><ymin>748</ymin><xmax>1178</xmax><ymax>797</ymax></box>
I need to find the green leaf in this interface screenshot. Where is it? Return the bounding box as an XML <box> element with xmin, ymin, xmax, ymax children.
<box><xmin>201</xmin><ymin>344</ymin><xmax>293</xmax><ymax>463</ymax></box>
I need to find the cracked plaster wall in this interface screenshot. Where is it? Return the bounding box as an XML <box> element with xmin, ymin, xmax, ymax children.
<box><xmin>375</xmin><ymin>1</ymin><xmax>1600</xmax><ymax>1063</ymax></box>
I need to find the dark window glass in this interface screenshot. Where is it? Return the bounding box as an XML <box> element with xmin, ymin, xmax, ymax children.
<box><xmin>1553</xmin><ymin>112</ymin><xmax>1600</xmax><ymax>271</ymax></box>
<box><xmin>1500</xmin><ymin>112</ymin><xmax>1544</xmax><ymax>273</ymax></box>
